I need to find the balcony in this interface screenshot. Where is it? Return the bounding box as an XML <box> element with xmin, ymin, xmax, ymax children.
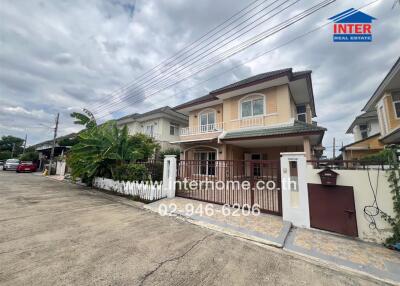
<box><xmin>144</xmin><ymin>132</ymin><xmax>161</xmax><ymax>140</ymax></box>
<box><xmin>180</xmin><ymin>123</ymin><xmax>224</xmax><ymax>136</ymax></box>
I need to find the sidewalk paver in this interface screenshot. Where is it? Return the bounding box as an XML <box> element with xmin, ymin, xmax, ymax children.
<box><xmin>145</xmin><ymin>197</ymin><xmax>291</xmax><ymax>247</ymax></box>
<box><xmin>147</xmin><ymin>197</ymin><xmax>400</xmax><ymax>285</ymax></box>
<box><xmin>284</xmin><ymin>227</ymin><xmax>400</xmax><ymax>284</ymax></box>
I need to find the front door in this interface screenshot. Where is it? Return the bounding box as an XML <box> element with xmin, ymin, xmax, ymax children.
<box><xmin>308</xmin><ymin>183</ymin><xmax>358</xmax><ymax>237</ymax></box>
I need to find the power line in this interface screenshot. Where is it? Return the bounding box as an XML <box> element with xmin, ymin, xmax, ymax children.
<box><xmin>91</xmin><ymin>0</ymin><xmax>293</xmax><ymax>113</ymax></box>
<box><xmin>91</xmin><ymin>0</ymin><xmax>271</xmax><ymax>109</ymax></box>
<box><xmin>93</xmin><ymin>0</ymin><xmax>334</xmax><ymax>118</ymax></box>
<box><xmin>94</xmin><ymin>0</ymin><xmax>336</xmax><ymax>119</ymax></box>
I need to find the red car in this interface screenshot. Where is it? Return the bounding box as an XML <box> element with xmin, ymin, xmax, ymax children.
<box><xmin>16</xmin><ymin>161</ymin><xmax>37</xmax><ymax>173</ymax></box>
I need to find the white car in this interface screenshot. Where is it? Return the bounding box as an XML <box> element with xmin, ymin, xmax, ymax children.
<box><xmin>3</xmin><ymin>159</ymin><xmax>20</xmax><ymax>171</ymax></box>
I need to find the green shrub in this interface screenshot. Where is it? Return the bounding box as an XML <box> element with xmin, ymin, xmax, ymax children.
<box><xmin>19</xmin><ymin>151</ymin><xmax>39</xmax><ymax>162</ymax></box>
<box><xmin>0</xmin><ymin>151</ymin><xmax>12</xmax><ymax>160</ymax></box>
<box><xmin>360</xmin><ymin>149</ymin><xmax>393</xmax><ymax>164</ymax></box>
<box><xmin>113</xmin><ymin>164</ymin><xmax>149</xmax><ymax>182</ymax></box>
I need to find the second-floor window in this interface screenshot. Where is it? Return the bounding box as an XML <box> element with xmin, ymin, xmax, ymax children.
<box><xmin>145</xmin><ymin>125</ymin><xmax>154</xmax><ymax>137</ymax></box>
<box><xmin>359</xmin><ymin>124</ymin><xmax>368</xmax><ymax>139</ymax></box>
<box><xmin>393</xmin><ymin>92</ymin><xmax>400</xmax><ymax>118</ymax></box>
<box><xmin>170</xmin><ymin>124</ymin><xmax>178</xmax><ymax>135</ymax></box>
<box><xmin>199</xmin><ymin>110</ymin><xmax>216</xmax><ymax>132</ymax></box>
<box><xmin>296</xmin><ymin>105</ymin><xmax>306</xmax><ymax>122</ymax></box>
<box><xmin>240</xmin><ymin>95</ymin><xmax>264</xmax><ymax>118</ymax></box>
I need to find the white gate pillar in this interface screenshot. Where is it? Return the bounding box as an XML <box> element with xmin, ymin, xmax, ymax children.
<box><xmin>163</xmin><ymin>155</ymin><xmax>177</xmax><ymax>198</ymax></box>
<box><xmin>280</xmin><ymin>152</ymin><xmax>310</xmax><ymax>228</ymax></box>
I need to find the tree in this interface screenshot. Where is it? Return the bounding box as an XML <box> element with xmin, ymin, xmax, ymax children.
<box><xmin>67</xmin><ymin>110</ymin><xmax>159</xmax><ymax>182</ymax></box>
<box><xmin>70</xmin><ymin>108</ymin><xmax>97</xmax><ymax>129</ymax></box>
<box><xmin>0</xmin><ymin>135</ymin><xmax>24</xmax><ymax>155</ymax></box>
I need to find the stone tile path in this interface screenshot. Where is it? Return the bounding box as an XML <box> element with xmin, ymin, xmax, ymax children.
<box><xmin>146</xmin><ymin>197</ymin><xmax>400</xmax><ymax>285</ymax></box>
<box><xmin>285</xmin><ymin>227</ymin><xmax>400</xmax><ymax>284</ymax></box>
<box><xmin>145</xmin><ymin>197</ymin><xmax>291</xmax><ymax>247</ymax></box>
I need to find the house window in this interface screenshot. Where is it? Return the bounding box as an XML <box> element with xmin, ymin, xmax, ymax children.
<box><xmin>170</xmin><ymin>124</ymin><xmax>178</xmax><ymax>135</ymax></box>
<box><xmin>296</xmin><ymin>105</ymin><xmax>307</xmax><ymax>122</ymax></box>
<box><xmin>393</xmin><ymin>92</ymin><xmax>400</xmax><ymax>118</ymax></box>
<box><xmin>241</xmin><ymin>95</ymin><xmax>264</xmax><ymax>118</ymax></box>
<box><xmin>378</xmin><ymin>105</ymin><xmax>388</xmax><ymax>135</ymax></box>
<box><xmin>199</xmin><ymin>110</ymin><xmax>216</xmax><ymax>132</ymax></box>
<box><xmin>194</xmin><ymin>151</ymin><xmax>216</xmax><ymax>175</ymax></box>
<box><xmin>145</xmin><ymin>125</ymin><xmax>154</xmax><ymax>137</ymax></box>
<box><xmin>359</xmin><ymin>124</ymin><xmax>368</xmax><ymax>139</ymax></box>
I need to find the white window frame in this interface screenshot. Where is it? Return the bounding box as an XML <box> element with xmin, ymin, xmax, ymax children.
<box><xmin>169</xmin><ymin>123</ymin><xmax>179</xmax><ymax>136</ymax></box>
<box><xmin>296</xmin><ymin>105</ymin><xmax>307</xmax><ymax>122</ymax></box>
<box><xmin>198</xmin><ymin>108</ymin><xmax>217</xmax><ymax>132</ymax></box>
<box><xmin>392</xmin><ymin>92</ymin><xmax>400</xmax><ymax>119</ymax></box>
<box><xmin>359</xmin><ymin>124</ymin><xmax>369</xmax><ymax>139</ymax></box>
<box><xmin>145</xmin><ymin>124</ymin><xmax>154</xmax><ymax>137</ymax></box>
<box><xmin>377</xmin><ymin>101</ymin><xmax>389</xmax><ymax>135</ymax></box>
<box><xmin>194</xmin><ymin>151</ymin><xmax>216</xmax><ymax>176</ymax></box>
<box><xmin>239</xmin><ymin>94</ymin><xmax>266</xmax><ymax>119</ymax></box>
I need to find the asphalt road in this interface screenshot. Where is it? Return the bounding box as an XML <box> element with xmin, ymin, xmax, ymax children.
<box><xmin>0</xmin><ymin>171</ymin><xmax>389</xmax><ymax>286</ymax></box>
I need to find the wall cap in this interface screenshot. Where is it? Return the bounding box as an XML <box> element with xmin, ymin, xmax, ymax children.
<box><xmin>280</xmin><ymin>152</ymin><xmax>306</xmax><ymax>157</ymax></box>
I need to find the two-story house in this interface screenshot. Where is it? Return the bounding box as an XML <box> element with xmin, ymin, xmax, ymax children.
<box><xmin>342</xmin><ymin>57</ymin><xmax>400</xmax><ymax>160</ymax></box>
<box><xmin>116</xmin><ymin>106</ymin><xmax>188</xmax><ymax>151</ymax></box>
<box><xmin>342</xmin><ymin>111</ymin><xmax>384</xmax><ymax>160</ymax></box>
<box><xmin>173</xmin><ymin>68</ymin><xmax>326</xmax><ymax>170</ymax></box>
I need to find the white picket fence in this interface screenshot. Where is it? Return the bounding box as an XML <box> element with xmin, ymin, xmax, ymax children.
<box><xmin>93</xmin><ymin>177</ymin><xmax>166</xmax><ymax>201</ymax></box>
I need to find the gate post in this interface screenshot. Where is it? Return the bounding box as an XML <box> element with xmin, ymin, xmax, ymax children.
<box><xmin>280</xmin><ymin>152</ymin><xmax>310</xmax><ymax>228</ymax></box>
<box><xmin>163</xmin><ymin>155</ymin><xmax>177</xmax><ymax>198</ymax></box>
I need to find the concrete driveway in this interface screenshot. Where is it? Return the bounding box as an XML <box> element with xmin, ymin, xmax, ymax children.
<box><xmin>0</xmin><ymin>172</ymin><xmax>389</xmax><ymax>285</ymax></box>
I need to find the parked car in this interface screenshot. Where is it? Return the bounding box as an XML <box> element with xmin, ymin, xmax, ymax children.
<box><xmin>16</xmin><ymin>161</ymin><xmax>37</xmax><ymax>173</ymax></box>
<box><xmin>0</xmin><ymin>160</ymin><xmax>4</xmax><ymax>168</ymax></box>
<box><xmin>3</xmin><ymin>159</ymin><xmax>20</xmax><ymax>171</ymax></box>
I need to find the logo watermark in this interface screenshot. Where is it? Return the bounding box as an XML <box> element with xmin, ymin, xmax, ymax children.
<box><xmin>329</xmin><ymin>8</ymin><xmax>376</xmax><ymax>42</ymax></box>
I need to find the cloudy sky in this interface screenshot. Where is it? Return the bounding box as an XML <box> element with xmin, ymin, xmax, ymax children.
<box><xmin>0</xmin><ymin>0</ymin><xmax>399</xmax><ymax>155</ymax></box>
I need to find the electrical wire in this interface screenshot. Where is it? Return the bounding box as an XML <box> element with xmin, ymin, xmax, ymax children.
<box><xmin>90</xmin><ymin>0</ymin><xmax>274</xmax><ymax>109</ymax></box>
<box><xmin>92</xmin><ymin>0</ymin><xmax>297</xmax><ymax>114</ymax></box>
<box><xmin>94</xmin><ymin>0</ymin><xmax>335</xmax><ymax>119</ymax></box>
<box><xmin>364</xmin><ymin>167</ymin><xmax>382</xmax><ymax>230</ymax></box>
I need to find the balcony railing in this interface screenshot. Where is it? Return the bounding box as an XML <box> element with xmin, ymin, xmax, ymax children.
<box><xmin>144</xmin><ymin>132</ymin><xmax>161</xmax><ymax>140</ymax></box>
<box><xmin>180</xmin><ymin>123</ymin><xmax>224</xmax><ymax>136</ymax></box>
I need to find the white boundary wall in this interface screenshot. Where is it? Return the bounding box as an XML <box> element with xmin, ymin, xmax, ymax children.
<box><xmin>306</xmin><ymin>165</ymin><xmax>394</xmax><ymax>243</ymax></box>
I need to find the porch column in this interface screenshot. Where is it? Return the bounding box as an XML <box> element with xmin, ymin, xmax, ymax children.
<box><xmin>280</xmin><ymin>152</ymin><xmax>310</xmax><ymax>228</ymax></box>
<box><xmin>163</xmin><ymin>155</ymin><xmax>177</xmax><ymax>198</ymax></box>
<box><xmin>303</xmin><ymin>136</ymin><xmax>312</xmax><ymax>161</ymax></box>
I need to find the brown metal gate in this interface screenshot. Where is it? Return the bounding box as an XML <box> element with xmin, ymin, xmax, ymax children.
<box><xmin>308</xmin><ymin>183</ymin><xmax>358</xmax><ymax>237</ymax></box>
<box><xmin>176</xmin><ymin>160</ymin><xmax>282</xmax><ymax>215</ymax></box>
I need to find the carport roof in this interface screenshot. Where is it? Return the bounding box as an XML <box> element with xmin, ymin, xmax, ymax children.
<box><xmin>221</xmin><ymin>120</ymin><xmax>326</xmax><ymax>141</ymax></box>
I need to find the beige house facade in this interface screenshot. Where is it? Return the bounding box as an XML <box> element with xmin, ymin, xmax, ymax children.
<box><xmin>116</xmin><ymin>106</ymin><xmax>188</xmax><ymax>151</ymax></box>
<box><xmin>343</xmin><ymin>57</ymin><xmax>400</xmax><ymax>160</ymax></box>
<box><xmin>173</xmin><ymin>68</ymin><xmax>326</xmax><ymax>167</ymax></box>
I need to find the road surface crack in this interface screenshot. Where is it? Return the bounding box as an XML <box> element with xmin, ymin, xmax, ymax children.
<box><xmin>139</xmin><ymin>233</ymin><xmax>213</xmax><ymax>286</ymax></box>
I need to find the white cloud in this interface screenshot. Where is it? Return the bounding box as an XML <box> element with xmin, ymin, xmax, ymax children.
<box><xmin>0</xmin><ymin>0</ymin><xmax>399</xmax><ymax>151</ymax></box>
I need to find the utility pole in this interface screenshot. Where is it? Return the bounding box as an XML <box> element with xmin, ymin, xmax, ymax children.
<box><xmin>332</xmin><ymin>137</ymin><xmax>336</xmax><ymax>159</ymax></box>
<box><xmin>48</xmin><ymin>113</ymin><xmax>59</xmax><ymax>175</ymax></box>
<box><xmin>11</xmin><ymin>143</ymin><xmax>15</xmax><ymax>158</ymax></box>
<box><xmin>23</xmin><ymin>134</ymin><xmax>27</xmax><ymax>154</ymax></box>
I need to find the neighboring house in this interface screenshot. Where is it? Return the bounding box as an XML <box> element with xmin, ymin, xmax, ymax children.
<box><xmin>172</xmin><ymin>68</ymin><xmax>326</xmax><ymax>166</ymax></box>
<box><xmin>342</xmin><ymin>111</ymin><xmax>384</xmax><ymax>160</ymax></box>
<box><xmin>116</xmin><ymin>106</ymin><xmax>188</xmax><ymax>151</ymax></box>
<box><xmin>33</xmin><ymin>133</ymin><xmax>77</xmax><ymax>170</ymax></box>
<box><xmin>342</xmin><ymin>57</ymin><xmax>400</xmax><ymax>159</ymax></box>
